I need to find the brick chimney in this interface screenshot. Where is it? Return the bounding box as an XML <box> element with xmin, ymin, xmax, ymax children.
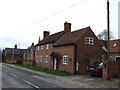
<box><xmin>44</xmin><ymin>31</ymin><xmax>50</xmax><ymax>38</ymax></box>
<box><xmin>15</xmin><ymin>44</ymin><xmax>17</xmax><ymax>49</ymax></box>
<box><xmin>64</xmin><ymin>21</ymin><xmax>71</xmax><ymax>32</ymax></box>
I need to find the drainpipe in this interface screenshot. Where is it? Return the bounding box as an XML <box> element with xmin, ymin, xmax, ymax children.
<box><xmin>74</xmin><ymin>44</ymin><xmax>77</xmax><ymax>75</ymax></box>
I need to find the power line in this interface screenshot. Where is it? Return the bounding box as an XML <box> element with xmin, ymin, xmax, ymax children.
<box><xmin>17</xmin><ymin>0</ymin><xmax>88</xmax><ymax>31</ymax></box>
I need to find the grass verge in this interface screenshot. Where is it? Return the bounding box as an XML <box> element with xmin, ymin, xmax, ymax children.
<box><xmin>3</xmin><ymin>62</ymin><xmax>72</xmax><ymax>76</ymax></box>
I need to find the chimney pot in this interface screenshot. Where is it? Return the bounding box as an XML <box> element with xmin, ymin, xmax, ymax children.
<box><xmin>44</xmin><ymin>31</ymin><xmax>50</xmax><ymax>38</ymax></box>
<box><xmin>64</xmin><ymin>21</ymin><xmax>71</xmax><ymax>32</ymax></box>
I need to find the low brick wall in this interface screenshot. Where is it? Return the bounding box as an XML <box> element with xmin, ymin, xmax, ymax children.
<box><xmin>22</xmin><ymin>60</ymin><xmax>32</xmax><ymax>66</ymax></box>
<box><xmin>6</xmin><ymin>60</ymin><xmax>16</xmax><ymax>63</ymax></box>
<box><xmin>103</xmin><ymin>60</ymin><xmax>120</xmax><ymax>79</ymax></box>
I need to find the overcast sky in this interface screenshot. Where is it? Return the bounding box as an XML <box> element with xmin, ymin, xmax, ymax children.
<box><xmin>0</xmin><ymin>0</ymin><xmax>119</xmax><ymax>49</ymax></box>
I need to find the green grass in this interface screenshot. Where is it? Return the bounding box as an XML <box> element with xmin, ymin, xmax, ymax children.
<box><xmin>3</xmin><ymin>62</ymin><xmax>72</xmax><ymax>76</ymax></box>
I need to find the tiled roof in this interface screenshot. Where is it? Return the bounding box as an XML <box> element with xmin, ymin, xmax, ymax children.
<box><xmin>110</xmin><ymin>39</ymin><xmax>120</xmax><ymax>53</ymax></box>
<box><xmin>36</xmin><ymin>31</ymin><xmax>65</xmax><ymax>45</ymax></box>
<box><xmin>5</xmin><ymin>48</ymin><xmax>25</xmax><ymax>55</ymax></box>
<box><xmin>54</xmin><ymin>27</ymin><xmax>91</xmax><ymax>46</ymax></box>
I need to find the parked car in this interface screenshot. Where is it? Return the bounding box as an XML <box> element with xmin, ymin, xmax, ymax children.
<box><xmin>87</xmin><ymin>61</ymin><xmax>103</xmax><ymax>77</ymax></box>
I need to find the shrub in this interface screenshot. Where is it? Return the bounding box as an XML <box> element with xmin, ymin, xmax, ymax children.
<box><xmin>16</xmin><ymin>58</ymin><xmax>23</xmax><ymax>64</ymax></box>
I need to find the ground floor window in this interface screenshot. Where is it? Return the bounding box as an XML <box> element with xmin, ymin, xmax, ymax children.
<box><xmin>63</xmin><ymin>55</ymin><xmax>68</xmax><ymax>65</ymax></box>
<box><xmin>115</xmin><ymin>56</ymin><xmax>120</xmax><ymax>61</ymax></box>
<box><xmin>36</xmin><ymin>55</ymin><xmax>39</xmax><ymax>62</ymax></box>
<box><xmin>40</xmin><ymin>56</ymin><xmax>42</xmax><ymax>63</ymax></box>
<box><xmin>45</xmin><ymin>55</ymin><xmax>49</xmax><ymax>63</ymax></box>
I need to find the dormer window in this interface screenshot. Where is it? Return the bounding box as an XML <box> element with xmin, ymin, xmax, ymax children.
<box><xmin>85</xmin><ymin>37</ymin><xmax>94</xmax><ymax>45</ymax></box>
<box><xmin>113</xmin><ymin>43</ymin><xmax>117</xmax><ymax>48</ymax></box>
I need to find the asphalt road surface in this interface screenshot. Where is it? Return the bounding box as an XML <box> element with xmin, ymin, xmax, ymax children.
<box><xmin>2</xmin><ymin>64</ymin><xmax>70</xmax><ymax>89</ymax></box>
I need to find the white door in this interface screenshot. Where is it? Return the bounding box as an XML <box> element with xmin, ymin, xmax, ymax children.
<box><xmin>54</xmin><ymin>58</ymin><xmax>57</xmax><ymax>70</ymax></box>
<box><xmin>76</xmin><ymin>62</ymin><xmax>79</xmax><ymax>72</ymax></box>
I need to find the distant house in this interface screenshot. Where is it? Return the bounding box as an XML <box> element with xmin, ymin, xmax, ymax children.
<box><xmin>4</xmin><ymin>45</ymin><xmax>25</xmax><ymax>63</ymax></box>
<box><xmin>22</xmin><ymin>43</ymin><xmax>35</xmax><ymax>66</ymax></box>
<box><xmin>35</xmin><ymin>22</ymin><xmax>102</xmax><ymax>74</ymax></box>
<box><xmin>110</xmin><ymin>39</ymin><xmax>120</xmax><ymax>61</ymax></box>
<box><xmin>102</xmin><ymin>39</ymin><xmax>120</xmax><ymax>79</ymax></box>
<box><xmin>100</xmin><ymin>39</ymin><xmax>120</xmax><ymax>61</ymax></box>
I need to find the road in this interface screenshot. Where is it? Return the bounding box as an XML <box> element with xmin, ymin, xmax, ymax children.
<box><xmin>2</xmin><ymin>63</ymin><xmax>119</xmax><ymax>89</ymax></box>
<box><xmin>2</xmin><ymin>64</ymin><xmax>70</xmax><ymax>89</ymax></box>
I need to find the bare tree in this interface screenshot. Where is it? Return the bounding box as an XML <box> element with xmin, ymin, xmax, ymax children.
<box><xmin>97</xmin><ymin>29</ymin><xmax>114</xmax><ymax>40</ymax></box>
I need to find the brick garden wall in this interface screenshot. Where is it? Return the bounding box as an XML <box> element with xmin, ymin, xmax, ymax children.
<box><xmin>103</xmin><ymin>60</ymin><xmax>120</xmax><ymax>79</ymax></box>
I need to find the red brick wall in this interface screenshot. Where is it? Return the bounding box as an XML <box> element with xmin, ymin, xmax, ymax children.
<box><xmin>22</xmin><ymin>47</ymin><xmax>35</xmax><ymax>66</ymax></box>
<box><xmin>35</xmin><ymin>43</ymin><xmax>54</xmax><ymax>69</ymax></box>
<box><xmin>35</xmin><ymin>43</ymin><xmax>75</xmax><ymax>74</ymax></box>
<box><xmin>54</xmin><ymin>45</ymin><xmax>75</xmax><ymax>74</ymax></box>
<box><xmin>103</xmin><ymin>60</ymin><xmax>120</xmax><ymax>79</ymax></box>
<box><xmin>5</xmin><ymin>54</ymin><xmax>19</xmax><ymax>63</ymax></box>
<box><xmin>76</xmin><ymin>29</ymin><xmax>102</xmax><ymax>74</ymax></box>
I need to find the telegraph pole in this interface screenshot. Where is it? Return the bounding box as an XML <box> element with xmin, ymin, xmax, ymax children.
<box><xmin>107</xmin><ymin>0</ymin><xmax>110</xmax><ymax>80</ymax></box>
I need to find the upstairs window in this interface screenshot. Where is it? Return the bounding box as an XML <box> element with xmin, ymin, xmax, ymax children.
<box><xmin>46</xmin><ymin>44</ymin><xmax>49</xmax><ymax>49</ymax></box>
<box><xmin>85</xmin><ymin>37</ymin><xmax>94</xmax><ymax>45</ymax></box>
<box><xmin>41</xmin><ymin>45</ymin><xmax>43</xmax><ymax>49</ymax></box>
<box><xmin>63</xmin><ymin>55</ymin><xmax>68</xmax><ymax>65</ymax></box>
<box><xmin>37</xmin><ymin>46</ymin><xmax>39</xmax><ymax>50</ymax></box>
<box><xmin>37</xmin><ymin>46</ymin><xmax>40</xmax><ymax>50</ymax></box>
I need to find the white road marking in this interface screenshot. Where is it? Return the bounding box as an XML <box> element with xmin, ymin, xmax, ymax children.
<box><xmin>10</xmin><ymin>73</ymin><xmax>18</xmax><ymax>77</ymax></box>
<box><xmin>22</xmin><ymin>79</ymin><xmax>40</xmax><ymax>89</ymax></box>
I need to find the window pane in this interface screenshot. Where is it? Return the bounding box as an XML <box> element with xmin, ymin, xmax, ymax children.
<box><xmin>85</xmin><ymin>38</ymin><xmax>89</xmax><ymax>44</ymax></box>
<box><xmin>63</xmin><ymin>56</ymin><xmax>68</xmax><ymax>64</ymax></box>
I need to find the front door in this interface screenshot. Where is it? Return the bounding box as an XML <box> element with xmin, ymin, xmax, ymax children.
<box><xmin>76</xmin><ymin>62</ymin><xmax>79</xmax><ymax>72</ymax></box>
<box><xmin>54</xmin><ymin>57</ymin><xmax>57</xmax><ymax>70</ymax></box>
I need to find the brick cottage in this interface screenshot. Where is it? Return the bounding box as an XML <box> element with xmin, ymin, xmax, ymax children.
<box><xmin>23</xmin><ymin>43</ymin><xmax>35</xmax><ymax>66</ymax></box>
<box><xmin>3</xmin><ymin>45</ymin><xmax>25</xmax><ymax>63</ymax></box>
<box><xmin>35</xmin><ymin>22</ymin><xmax>102</xmax><ymax>74</ymax></box>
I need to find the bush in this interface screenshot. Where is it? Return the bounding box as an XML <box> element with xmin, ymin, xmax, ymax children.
<box><xmin>16</xmin><ymin>59</ymin><xmax>23</xmax><ymax>64</ymax></box>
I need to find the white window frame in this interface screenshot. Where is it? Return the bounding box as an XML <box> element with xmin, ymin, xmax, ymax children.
<box><xmin>45</xmin><ymin>55</ymin><xmax>49</xmax><ymax>63</ymax></box>
<box><xmin>41</xmin><ymin>45</ymin><xmax>43</xmax><ymax>49</ymax></box>
<box><xmin>115</xmin><ymin>56</ymin><xmax>120</xmax><ymax>61</ymax></box>
<box><xmin>27</xmin><ymin>55</ymin><xmax>29</xmax><ymax>59</ymax></box>
<box><xmin>63</xmin><ymin>55</ymin><xmax>68</xmax><ymax>65</ymax></box>
<box><xmin>85</xmin><ymin>37</ymin><xmax>94</xmax><ymax>45</ymax></box>
<box><xmin>30</xmin><ymin>53</ymin><xmax>32</xmax><ymax>60</ymax></box>
<box><xmin>110</xmin><ymin>56</ymin><xmax>113</xmax><ymax>60</ymax></box>
<box><xmin>46</xmin><ymin>44</ymin><xmax>49</xmax><ymax>49</ymax></box>
<box><xmin>24</xmin><ymin>53</ymin><xmax>26</xmax><ymax>59</ymax></box>
<box><xmin>37</xmin><ymin>46</ymin><xmax>40</xmax><ymax>50</ymax></box>
<box><xmin>36</xmin><ymin>55</ymin><xmax>39</xmax><ymax>62</ymax></box>
<box><xmin>40</xmin><ymin>56</ymin><xmax>42</xmax><ymax>63</ymax></box>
